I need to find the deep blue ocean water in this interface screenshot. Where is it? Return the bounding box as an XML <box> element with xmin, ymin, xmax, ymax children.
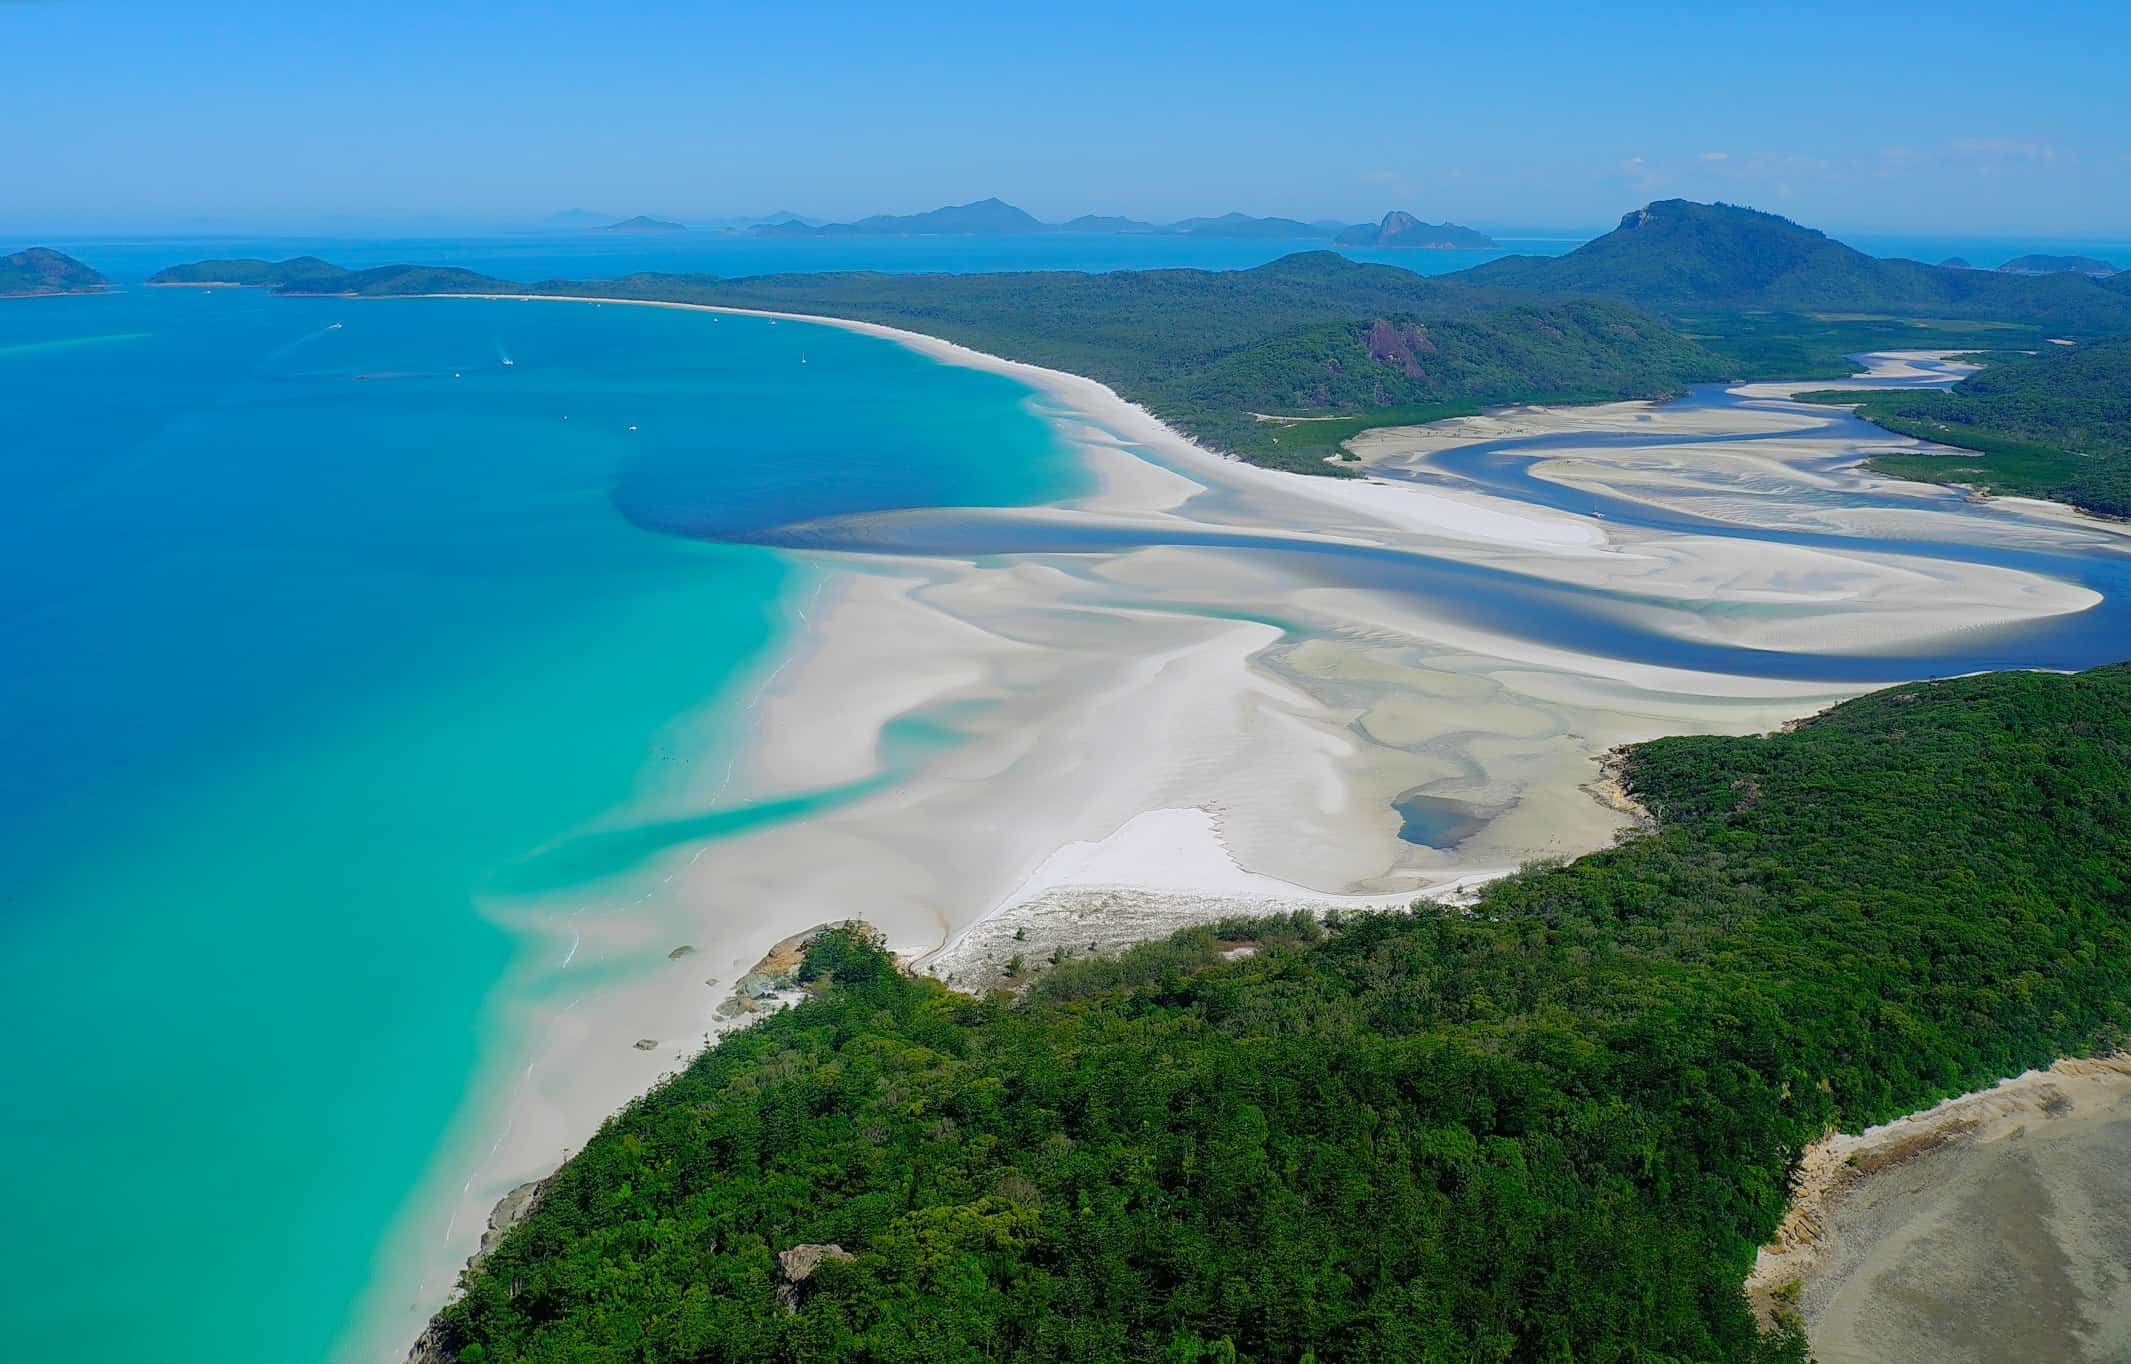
<box><xmin>0</xmin><ymin>285</ymin><xmax>1083</xmax><ymax>1364</ymax></box>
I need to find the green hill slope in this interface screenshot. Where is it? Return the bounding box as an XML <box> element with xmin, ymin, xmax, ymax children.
<box><xmin>424</xmin><ymin>662</ymin><xmax>2131</xmax><ymax>1364</ymax></box>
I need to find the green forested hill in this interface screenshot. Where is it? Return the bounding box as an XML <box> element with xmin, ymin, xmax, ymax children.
<box><xmin>425</xmin><ymin>663</ymin><xmax>2131</xmax><ymax>1364</ymax></box>
<box><xmin>0</xmin><ymin>247</ymin><xmax>106</xmax><ymax>296</ymax></box>
<box><xmin>1799</xmin><ymin>335</ymin><xmax>2131</xmax><ymax>517</ymax></box>
<box><xmin>1460</xmin><ymin>200</ymin><xmax>2131</xmax><ymax>334</ymax></box>
<box><xmin>146</xmin><ymin>256</ymin><xmax>352</xmax><ymax>287</ymax></box>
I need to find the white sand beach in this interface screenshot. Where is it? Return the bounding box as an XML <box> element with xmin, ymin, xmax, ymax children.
<box><xmin>356</xmin><ymin>308</ymin><xmax>2113</xmax><ymax>1361</ymax></box>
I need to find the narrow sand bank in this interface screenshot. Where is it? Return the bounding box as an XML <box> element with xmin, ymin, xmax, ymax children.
<box><xmin>361</xmin><ymin>308</ymin><xmax>2113</xmax><ymax>1360</ymax></box>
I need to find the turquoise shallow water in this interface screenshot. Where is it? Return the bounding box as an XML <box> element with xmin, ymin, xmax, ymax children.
<box><xmin>0</xmin><ymin>287</ymin><xmax>1082</xmax><ymax>1363</ymax></box>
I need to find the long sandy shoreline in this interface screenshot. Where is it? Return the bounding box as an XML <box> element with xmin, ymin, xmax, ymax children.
<box><xmin>350</xmin><ymin>299</ymin><xmax>2113</xmax><ymax>1362</ymax></box>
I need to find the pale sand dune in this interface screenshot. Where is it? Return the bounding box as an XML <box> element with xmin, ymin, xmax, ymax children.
<box><xmin>361</xmin><ymin>309</ymin><xmax>2112</xmax><ymax>1361</ymax></box>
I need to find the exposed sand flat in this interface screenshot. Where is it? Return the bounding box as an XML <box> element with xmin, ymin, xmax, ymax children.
<box><xmin>365</xmin><ymin>310</ymin><xmax>2117</xmax><ymax>1362</ymax></box>
<box><xmin>1748</xmin><ymin>1056</ymin><xmax>2131</xmax><ymax>1364</ymax></box>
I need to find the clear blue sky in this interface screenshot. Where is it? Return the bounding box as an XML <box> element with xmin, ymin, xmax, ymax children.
<box><xmin>8</xmin><ymin>0</ymin><xmax>2128</xmax><ymax>236</ymax></box>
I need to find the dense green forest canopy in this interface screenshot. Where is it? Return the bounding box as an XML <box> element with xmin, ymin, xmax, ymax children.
<box><xmin>1798</xmin><ymin>335</ymin><xmax>2131</xmax><ymax>517</ymax></box>
<box><xmin>427</xmin><ymin>663</ymin><xmax>2131</xmax><ymax>1364</ymax></box>
<box><xmin>0</xmin><ymin>246</ymin><xmax>106</xmax><ymax>296</ymax></box>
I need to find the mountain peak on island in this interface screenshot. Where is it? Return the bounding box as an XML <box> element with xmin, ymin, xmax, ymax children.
<box><xmin>746</xmin><ymin>201</ymin><xmax>1500</xmax><ymax>245</ymax></box>
<box><xmin>1456</xmin><ymin>199</ymin><xmax>2131</xmax><ymax>330</ymax></box>
<box><xmin>1</xmin><ymin>246</ymin><xmax>108</xmax><ymax>296</ymax></box>
<box><xmin>597</xmin><ymin>215</ymin><xmax>686</xmax><ymax>233</ymax></box>
<box><xmin>1333</xmin><ymin>211</ymin><xmax>1497</xmax><ymax>249</ymax></box>
<box><xmin>756</xmin><ymin>197</ymin><xmax>1047</xmax><ymax>237</ymax></box>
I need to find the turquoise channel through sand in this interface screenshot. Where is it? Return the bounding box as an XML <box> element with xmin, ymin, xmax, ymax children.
<box><xmin>0</xmin><ymin>288</ymin><xmax>1084</xmax><ymax>1364</ymax></box>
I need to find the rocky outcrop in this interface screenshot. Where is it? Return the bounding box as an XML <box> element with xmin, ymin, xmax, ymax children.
<box><xmin>406</xmin><ymin>1176</ymin><xmax>553</xmax><ymax>1361</ymax></box>
<box><xmin>1364</xmin><ymin>318</ymin><xmax>1431</xmax><ymax>379</ymax></box>
<box><xmin>774</xmin><ymin>1243</ymin><xmax>855</xmax><ymax>1312</ymax></box>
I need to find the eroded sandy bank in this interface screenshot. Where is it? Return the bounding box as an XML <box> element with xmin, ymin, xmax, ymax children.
<box><xmin>1748</xmin><ymin>1055</ymin><xmax>2131</xmax><ymax>1364</ymax></box>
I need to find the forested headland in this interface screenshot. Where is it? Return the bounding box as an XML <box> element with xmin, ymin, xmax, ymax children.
<box><xmin>1799</xmin><ymin>335</ymin><xmax>2131</xmax><ymax>518</ymax></box>
<box><xmin>419</xmin><ymin>663</ymin><xmax>2131</xmax><ymax>1364</ymax></box>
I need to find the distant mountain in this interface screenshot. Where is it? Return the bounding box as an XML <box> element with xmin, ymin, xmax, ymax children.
<box><xmin>541</xmin><ymin>209</ymin><xmax>614</xmax><ymax>230</ymax></box>
<box><xmin>757</xmin><ymin>197</ymin><xmax>1047</xmax><ymax>237</ymax></box>
<box><xmin>1334</xmin><ymin>211</ymin><xmax>1497</xmax><ymax>250</ymax></box>
<box><xmin>1458</xmin><ymin>199</ymin><xmax>2131</xmax><ymax>330</ymax></box>
<box><xmin>743</xmin><ymin>200</ymin><xmax>1497</xmax><ymax>245</ymax></box>
<box><xmin>0</xmin><ymin>247</ymin><xmax>107</xmax><ymax>296</ymax></box>
<box><xmin>1161</xmin><ymin>211</ymin><xmax>1323</xmax><ymax>239</ymax></box>
<box><xmin>148</xmin><ymin>256</ymin><xmax>349</xmax><ymax>288</ymax></box>
<box><xmin>1939</xmin><ymin>257</ymin><xmax>1974</xmax><ymax>269</ymax></box>
<box><xmin>597</xmin><ymin>215</ymin><xmax>686</xmax><ymax>234</ymax></box>
<box><xmin>1996</xmin><ymin>253</ymin><xmax>2118</xmax><ymax>277</ymax></box>
<box><xmin>1057</xmin><ymin>214</ymin><xmax>1160</xmax><ymax>234</ymax></box>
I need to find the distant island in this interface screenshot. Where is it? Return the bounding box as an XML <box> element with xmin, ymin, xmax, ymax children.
<box><xmin>147</xmin><ymin>256</ymin><xmax>350</xmax><ymax>288</ymax></box>
<box><xmin>1939</xmin><ymin>256</ymin><xmax>1974</xmax><ymax>269</ymax></box>
<box><xmin>1</xmin><ymin>247</ymin><xmax>108</xmax><ymax>297</ymax></box>
<box><xmin>595</xmin><ymin>215</ymin><xmax>686</xmax><ymax>234</ymax></box>
<box><xmin>751</xmin><ymin>196</ymin><xmax>1499</xmax><ymax>247</ymax></box>
<box><xmin>1996</xmin><ymin>252</ymin><xmax>2118</xmax><ymax>277</ymax></box>
<box><xmin>1334</xmin><ymin>210</ymin><xmax>1496</xmax><ymax>249</ymax></box>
